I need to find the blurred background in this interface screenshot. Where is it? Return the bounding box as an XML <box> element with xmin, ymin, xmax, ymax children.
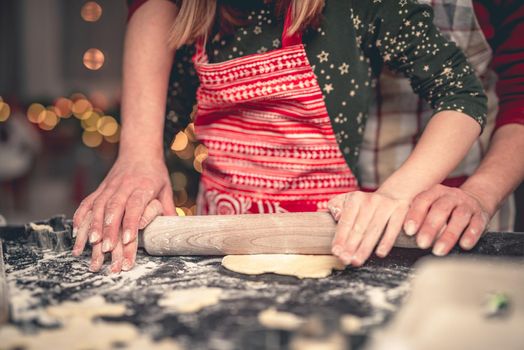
<box><xmin>0</xmin><ymin>0</ymin><xmax>521</xmax><ymax>229</ymax></box>
<box><xmin>0</xmin><ymin>0</ymin><xmax>201</xmax><ymax>224</ymax></box>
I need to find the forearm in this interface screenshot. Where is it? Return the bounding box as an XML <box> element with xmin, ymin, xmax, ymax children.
<box><xmin>460</xmin><ymin>124</ymin><xmax>524</xmax><ymax>216</ymax></box>
<box><xmin>119</xmin><ymin>0</ymin><xmax>177</xmax><ymax>161</ymax></box>
<box><xmin>378</xmin><ymin>111</ymin><xmax>481</xmax><ymax>199</ymax></box>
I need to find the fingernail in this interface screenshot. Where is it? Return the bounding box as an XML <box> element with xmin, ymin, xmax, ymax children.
<box><xmin>341</xmin><ymin>252</ymin><xmax>352</xmax><ymax>264</ymax></box>
<box><xmin>376</xmin><ymin>246</ymin><xmax>387</xmax><ymax>257</ymax></box>
<box><xmin>138</xmin><ymin>218</ymin><xmax>147</xmax><ymax>230</ymax></box>
<box><xmin>432</xmin><ymin>242</ymin><xmax>446</xmax><ymax>256</ymax></box>
<box><xmin>122</xmin><ymin>259</ymin><xmax>133</xmax><ymax>271</ymax></box>
<box><xmin>332</xmin><ymin>245</ymin><xmax>343</xmax><ymax>256</ymax></box>
<box><xmin>89</xmin><ymin>231</ymin><xmax>100</xmax><ymax>243</ymax></box>
<box><xmin>72</xmin><ymin>248</ymin><xmax>81</xmax><ymax>256</ymax></box>
<box><xmin>110</xmin><ymin>262</ymin><xmax>121</xmax><ymax>274</ymax></box>
<box><xmin>404</xmin><ymin>220</ymin><xmax>417</xmax><ymax>236</ymax></box>
<box><xmin>123</xmin><ymin>229</ymin><xmax>132</xmax><ymax>245</ymax></box>
<box><xmin>350</xmin><ymin>255</ymin><xmax>362</xmax><ymax>266</ymax></box>
<box><xmin>72</xmin><ymin>227</ymin><xmax>78</xmax><ymax>238</ymax></box>
<box><xmin>461</xmin><ymin>237</ymin><xmax>474</xmax><ymax>249</ymax></box>
<box><xmin>417</xmin><ymin>236</ymin><xmax>432</xmax><ymax>249</ymax></box>
<box><xmin>102</xmin><ymin>240</ymin><xmax>112</xmax><ymax>252</ymax></box>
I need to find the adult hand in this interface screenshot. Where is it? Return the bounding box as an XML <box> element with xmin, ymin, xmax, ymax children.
<box><xmin>402</xmin><ymin>184</ymin><xmax>491</xmax><ymax>256</ymax></box>
<box><xmin>72</xmin><ymin>199</ymin><xmax>165</xmax><ymax>272</ymax></box>
<box><xmin>328</xmin><ymin>191</ymin><xmax>410</xmax><ymax>266</ymax></box>
<box><xmin>71</xmin><ymin>157</ymin><xmax>176</xmax><ymax>271</ymax></box>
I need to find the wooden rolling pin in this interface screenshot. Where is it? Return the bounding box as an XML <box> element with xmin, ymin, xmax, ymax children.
<box><xmin>140</xmin><ymin>212</ymin><xmax>417</xmax><ymax>255</ymax></box>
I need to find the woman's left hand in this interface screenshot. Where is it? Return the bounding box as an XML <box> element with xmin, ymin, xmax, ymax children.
<box><xmin>328</xmin><ymin>191</ymin><xmax>410</xmax><ymax>266</ymax></box>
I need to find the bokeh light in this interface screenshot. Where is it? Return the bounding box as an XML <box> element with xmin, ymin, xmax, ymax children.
<box><xmin>193</xmin><ymin>153</ymin><xmax>208</xmax><ymax>173</ymax></box>
<box><xmin>54</xmin><ymin>97</ymin><xmax>73</xmax><ymax>118</ymax></box>
<box><xmin>171</xmin><ymin>131</ymin><xmax>189</xmax><ymax>152</ymax></box>
<box><xmin>72</xmin><ymin>99</ymin><xmax>93</xmax><ymax>119</ymax></box>
<box><xmin>184</xmin><ymin>123</ymin><xmax>197</xmax><ymax>142</ymax></box>
<box><xmin>81</xmin><ymin>1</ymin><xmax>102</xmax><ymax>22</ymax></box>
<box><xmin>96</xmin><ymin>115</ymin><xmax>118</xmax><ymax>136</ymax></box>
<box><xmin>27</xmin><ymin>103</ymin><xmax>46</xmax><ymax>123</ymax></box>
<box><xmin>175</xmin><ymin>207</ymin><xmax>186</xmax><ymax>216</ymax></box>
<box><xmin>38</xmin><ymin>109</ymin><xmax>59</xmax><ymax>130</ymax></box>
<box><xmin>81</xmin><ymin>111</ymin><xmax>101</xmax><ymax>131</ymax></box>
<box><xmin>176</xmin><ymin>143</ymin><xmax>195</xmax><ymax>160</ymax></box>
<box><xmin>0</xmin><ymin>101</ymin><xmax>11</xmax><ymax>122</ymax></box>
<box><xmin>104</xmin><ymin>129</ymin><xmax>120</xmax><ymax>143</ymax></box>
<box><xmin>82</xmin><ymin>130</ymin><xmax>103</xmax><ymax>148</ymax></box>
<box><xmin>83</xmin><ymin>48</ymin><xmax>105</xmax><ymax>70</ymax></box>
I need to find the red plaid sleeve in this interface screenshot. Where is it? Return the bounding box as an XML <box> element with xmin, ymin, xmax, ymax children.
<box><xmin>475</xmin><ymin>0</ymin><xmax>524</xmax><ymax>130</ymax></box>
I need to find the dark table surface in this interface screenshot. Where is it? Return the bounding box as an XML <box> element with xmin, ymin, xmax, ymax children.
<box><xmin>1</xmin><ymin>216</ymin><xmax>524</xmax><ymax>349</ymax></box>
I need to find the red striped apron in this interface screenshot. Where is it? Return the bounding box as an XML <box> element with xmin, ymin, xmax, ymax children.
<box><xmin>193</xmin><ymin>8</ymin><xmax>358</xmax><ymax>215</ymax></box>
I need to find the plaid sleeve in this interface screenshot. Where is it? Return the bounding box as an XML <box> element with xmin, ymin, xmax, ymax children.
<box><xmin>475</xmin><ymin>0</ymin><xmax>524</xmax><ymax>131</ymax></box>
<box><xmin>357</xmin><ymin>0</ymin><xmax>487</xmax><ymax>130</ymax></box>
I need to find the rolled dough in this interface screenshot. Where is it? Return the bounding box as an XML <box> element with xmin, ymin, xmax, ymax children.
<box><xmin>258</xmin><ymin>307</ymin><xmax>305</xmax><ymax>330</ymax></box>
<box><xmin>158</xmin><ymin>287</ymin><xmax>223</xmax><ymax>313</ymax></box>
<box><xmin>221</xmin><ymin>255</ymin><xmax>345</xmax><ymax>279</ymax></box>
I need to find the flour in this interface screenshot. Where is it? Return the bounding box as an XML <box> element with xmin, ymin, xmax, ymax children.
<box><xmin>158</xmin><ymin>287</ymin><xmax>223</xmax><ymax>313</ymax></box>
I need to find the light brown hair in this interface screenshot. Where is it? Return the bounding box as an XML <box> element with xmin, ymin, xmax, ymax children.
<box><xmin>168</xmin><ymin>0</ymin><xmax>325</xmax><ymax>50</ymax></box>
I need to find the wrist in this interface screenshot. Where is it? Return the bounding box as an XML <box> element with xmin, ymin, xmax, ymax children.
<box><xmin>460</xmin><ymin>178</ymin><xmax>500</xmax><ymax>217</ymax></box>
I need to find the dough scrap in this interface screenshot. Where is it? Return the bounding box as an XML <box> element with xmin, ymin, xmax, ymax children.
<box><xmin>46</xmin><ymin>295</ymin><xmax>127</xmax><ymax>320</ymax></box>
<box><xmin>258</xmin><ymin>307</ymin><xmax>305</xmax><ymax>330</ymax></box>
<box><xmin>0</xmin><ymin>297</ymin><xmax>182</xmax><ymax>350</ymax></box>
<box><xmin>222</xmin><ymin>254</ymin><xmax>345</xmax><ymax>279</ymax></box>
<box><xmin>158</xmin><ymin>287</ymin><xmax>223</xmax><ymax>313</ymax></box>
<box><xmin>29</xmin><ymin>222</ymin><xmax>54</xmax><ymax>232</ymax></box>
<box><xmin>339</xmin><ymin>314</ymin><xmax>363</xmax><ymax>334</ymax></box>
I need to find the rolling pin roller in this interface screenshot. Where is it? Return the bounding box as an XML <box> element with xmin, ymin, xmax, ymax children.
<box><xmin>140</xmin><ymin>212</ymin><xmax>418</xmax><ymax>255</ymax></box>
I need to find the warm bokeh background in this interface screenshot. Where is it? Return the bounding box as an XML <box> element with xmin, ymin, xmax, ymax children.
<box><xmin>0</xmin><ymin>0</ymin><xmax>521</xmax><ymax>229</ymax></box>
<box><xmin>0</xmin><ymin>0</ymin><xmax>202</xmax><ymax>224</ymax></box>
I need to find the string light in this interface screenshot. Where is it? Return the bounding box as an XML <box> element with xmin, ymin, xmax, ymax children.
<box><xmin>104</xmin><ymin>129</ymin><xmax>120</xmax><ymax>143</ymax></box>
<box><xmin>72</xmin><ymin>98</ymin><xmax>93</xmax><ymax>119</ymax></box>
<box><xmin>171</xmin><ymin>172</ymin><xmax>188</xmax><ymax>191</ymax></box>
<box><xmin>54</xmin><ymin>97</ymin><xmax>73</xmax><ymax>118</ymax></box>
<box><xmin>174</xmin><ymin>189</ymin><xmax>188</xmax><ymax>206</ymax></box>
<box><xmin>27</xmin><ymin>103</ymin><xmax>46</xmax><ymax>123</ymax></box>
<box><xmin>38</xmin><ymin>109</ymin><xmax>59</xmax><ymax>130</ymax></box>
<box><xmin>184</xmin><ymin>123</ymin><xmax>197</xmax><ymax>142</ymax></box>
<box><xmin>171</xmin><ymin>131</ymin><xmax>188</xmax><ymax>152</ymax></box>
<box><xmin>0</xmin><ymin>100</ymin><xmax>10</xmax><ymax>122</ymax></box>
<box><xmin>83</xmin><ymin>48</ymin><xmax>105</xmax><ymax>70</ymax></box>
<box><xmin>82</xmin><ymin>130</ymin><xmax>103</xmax><ymax>147</ymax></box>
<box><xmin>80</xmin><ymin>111</ymin><xmax>101</xmax><ymax>131</ymax></box>
<box><xmin>175</xmin><ymin>143</ymin><xmax>195</xmax><ymax>160</ymax></box>
<box><xmin>81</xmin><ymin>1</ymin><xmax>102</xmax><ymax>22</ymax></box>
<box><xmin>96</xmin><ymin>115</ymin><xmax>118</xmax><ymax>136</ymax></box>
<box><xmin>175</xmin><ymin>207</ymin><xmax>186</xmax><ymax>216</ymax></box>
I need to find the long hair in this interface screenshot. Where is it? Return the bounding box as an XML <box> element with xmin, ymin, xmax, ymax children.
<box><xmin>168</xmin><ymin>0</ymin><xmax>325</xmax><ymax>50</ymax></box>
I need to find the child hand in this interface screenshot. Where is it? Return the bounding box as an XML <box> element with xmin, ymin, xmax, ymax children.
<box><xmin>328</xmin><ymin>191</ymin><xmax>410</xmax><ymax>266</ymax></box>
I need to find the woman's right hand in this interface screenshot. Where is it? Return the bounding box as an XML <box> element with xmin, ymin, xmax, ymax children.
<box><xmin>71</xmin><ymin>156</ymin><xmax>176</xmax><ymax>272</ymax></box>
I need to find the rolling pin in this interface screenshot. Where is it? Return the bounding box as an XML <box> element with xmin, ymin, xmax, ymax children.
<box><xmin>140</xmin><ymin>212</ymin><xmax>417</xmax><ymax>255</ymax></box>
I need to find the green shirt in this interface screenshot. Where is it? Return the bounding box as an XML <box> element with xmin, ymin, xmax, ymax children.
<box><xmin>165</xmin><ymin>0</ymin><xmax>487</xmax><ymax>176</ymax></box>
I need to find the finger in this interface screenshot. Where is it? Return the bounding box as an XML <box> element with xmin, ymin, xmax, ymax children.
<box><xmin>459</xmin><ymin>211</ymin><xmax>489</xmax><ymax>250</ymax></box>
<box><xmin>72</xmin><ymin>210</ymin><xmax>93</xmax><ymax>256</ymax></box>
<box><xmin>89</xmin><ymin>184</ymin><xmax>120</xmax><ymax>246</ymax></box>
<box><xmin>89</xmin><ymin>242</ymin><xmax>105</xmax><ymax>272</ymax></box>
<box><xmin>332</xmin><ymin>193</ymin><xmax>360</xmax><ymax>260</ymax></box>
<box><xmin>352</xmin><ymin>205</ymin><xmax>395</xmax><ymax>266</ymax></box>
<box><xmin>432</xmin><ymin>205</ymin><xmax>472</xmax><ymax>256</ymax></box>
<box><xmin>403</xmin><ymin>186</ymin><xmax>445</xmax><ymax>236</ymax></box>
<box><xmin>73</xmin><ymin>185</ymin><xmax>104</xmax><ymax>234</ymax></box>
<box><xmin>376</xmin><ymin>206</ymin><xmax>408</xmax><ymax>258</ymax></box>
<box><xmin>102</xmin><ymin>193</ymin><xmax>132</xmax><ymax>252</ymax></box>
<box><xmin>327</xmin><ymin>194</ymin><xmax>346</xmax><ymax>221</ymax></box>
<box><xmin>122</xmin><ymin>199</ymin><xmax>163</xmax><ymax>244</ymax></box>
<box><xmin>416</xmin><ymin>197</ymin><xmax>456</xmax><ymax>249</ymax></box>
<box><xmin>122</xmin><ymin>237</ymin><xmax>138</xmax><ymax>272</ymax></box>
<box><xmin>139</xmin><ymin>199</ymin><xmax>163</xmax><ymax>229</ymax></box>
<box><xmin>343</xmin><ymin>196</ymin><xmax>376</xmax><ymax>264</ymax></box>
<box><xmin>121</xmin><ymin>188</ymin><xmax>155</xmax><ymax>250</ymax></box>
<box><xmin>159</xmin><ymin>185</ymin><xmax>176</xmax><ymax>216</ymax></box>
<box><xmin>110</xmin><ymin>238</ymin><xmax>124</xmax><ymax>274</ymax></box>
